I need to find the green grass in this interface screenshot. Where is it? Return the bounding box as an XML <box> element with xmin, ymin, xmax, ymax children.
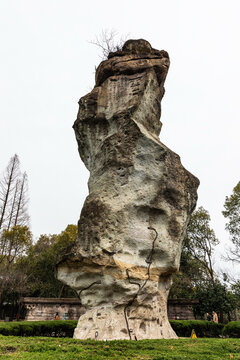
<box><xmin>0</xmin><ymin>336</ymin><xmax>239</xmax><ymax>359</ymax></box>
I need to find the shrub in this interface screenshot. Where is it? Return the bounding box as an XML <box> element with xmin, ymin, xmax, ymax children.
<box><xmin>222</xmin><ymin>321</ymin><xmax>240</xmax><ymax>338</ymax></box>
<box><xmin>170</xmin><ymin>320</ymin><xmax>224</xmax><ymax>338</ymax></box>
<box><xmin>2</xmin><ymin>319</ymin><xmax>240</xmax><ymax>339</ymax></box>
<box><xmin>0</xmin><ymin>320</ymin><xmax>77</xmax><ymax>337</ymax></box>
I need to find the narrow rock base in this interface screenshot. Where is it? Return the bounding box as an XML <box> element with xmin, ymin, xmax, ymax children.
<box><xmin>73</xmin><ymin>303</ymin><xmax>177</xmax><ymax>340</ymax></box>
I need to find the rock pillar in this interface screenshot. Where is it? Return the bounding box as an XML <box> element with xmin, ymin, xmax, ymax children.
<box><xmin>57</xmin><ymin>39</ymin><xmax>199</xmax><ymax>340</ymax></box>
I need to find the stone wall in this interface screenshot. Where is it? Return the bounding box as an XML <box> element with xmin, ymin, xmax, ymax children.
<box><xmin>230</xmin><ymin>307</ymin><xmax>240</xmax><ymax>321</ymax></box>
<box><xmin>167</xmin><ymin>299</ymin><xmax>198</xmax><ymax>320</ymax></box>
<box><xmin>20</xmin><ymin>297</ymin><xmax>86</xmax><ymax>321</ymax></box>
<box><xmin>20</xmin><ymin>297</ymin><xmax>197</xmax><ymax>322</ymax></box>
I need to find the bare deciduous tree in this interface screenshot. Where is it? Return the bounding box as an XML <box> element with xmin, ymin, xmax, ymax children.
<box><xmin>13</xmin><ymin>172</ymin><xmax>29</xmax><ymax>227</ymax></box>
<box><xmin>0</xmin><ymin>155</ymin><xmax>29</xmax><ymax>231</ymax></box>
<box><xmin>0</xmin><ymin>155</ymin><xmax>20</xmax><ymax>230</ymax></box>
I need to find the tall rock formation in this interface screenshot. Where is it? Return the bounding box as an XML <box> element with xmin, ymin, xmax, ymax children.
<box><xmin>57</xmin><ymin>39</ymin><xmax>199</xmax><ymax>340</ymax></box>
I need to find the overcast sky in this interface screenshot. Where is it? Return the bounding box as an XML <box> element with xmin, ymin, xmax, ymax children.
<box><xmin>0</xmin><ymin>0</ymin><xmax>239</xmax><ymax>275</ymax></box>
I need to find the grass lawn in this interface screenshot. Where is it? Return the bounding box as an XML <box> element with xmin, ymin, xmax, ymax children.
<box><xmin>0</xmin><ymin>336</ymin><xmax>239</xmax><ymax>359</ymax></box>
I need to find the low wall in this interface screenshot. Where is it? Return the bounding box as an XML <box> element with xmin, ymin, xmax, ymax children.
<box><xmin>20</xmin><ymin>297</ymin><xmax>198</xmax><ymax>322</ymax></box>
<box><xmin>168</xmin><ymin>299</ymin><xmax>198</xmax><ymax>320</ymax></box>
<box><xmin>20</xmin><ymin>297</ymin><xmax>86</xmax><ymax>321</ymax></box>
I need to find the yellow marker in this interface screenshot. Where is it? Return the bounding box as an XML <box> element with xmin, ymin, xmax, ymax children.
<box><xmin>191</xmin><ymin>329</ymin><xmax>197</xmax><ymax>339</ymax></box>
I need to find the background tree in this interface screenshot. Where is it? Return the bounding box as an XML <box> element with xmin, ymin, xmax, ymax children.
<box><xmin>0</xmin><ymin>226</ymin><xmax>32</xmax><ymax>304</ymax></box>
<box><xmin>0</xmin><ymin>224</ymin><xmax>78</xmax><ymax>319</ymax></box>
<box><xmin>0</xmin><ymin>155</ymin><xmax>29</xmax><ymax>231</ymax></box>
<box><xmin>0</xmin><ymin>155</ymin><xmax>20</xmax><ymax>230</ymax></box>
<box><xmin>170</xmin><ymin>206</ymin><xmax>238</xmax><ymax>321</ymax></box>
<box><xmin>24</xmin><ymin>225</ymin><xmax>78</xmax><ymax>298</ymax></box>
<box><xmin>170</xmin><ymin>207</ymin><xmax>219</xmax><ymax>300</ymax></box>
<box><xmin>193</xmin><ymin>279</ymin><xmax>237</xmax><ymax>320</ymax></box>
<box><xmin>222</xmin><ymin>181</ymin><xmax>240</xmax><ymax>263</ymax></box>
<box><xmin>184</xmin><ymin>206</ymin><xmax>219</xmax><ymax>283</ymax></box>
<box><xmin>170</xmin><ymin>247</ymin><xmax>206</xmax><ymax>299</ymax></box>
<box><xmin>0</xmin><ymin>155</ymin><xmax>30</xmax><ymax>317</ymax></box>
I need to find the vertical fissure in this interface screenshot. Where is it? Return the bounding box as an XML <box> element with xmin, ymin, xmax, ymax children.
<box><xmin>124</xmin><ymin>227</ymin><xmax>158</xmax><ymax>339</ymax></box>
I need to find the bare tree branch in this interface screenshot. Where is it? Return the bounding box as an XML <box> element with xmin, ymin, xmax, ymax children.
<box><xmin>89</xmin><ymin>29</ymin><xmax>129</xmax><ymax>60</ymax></box>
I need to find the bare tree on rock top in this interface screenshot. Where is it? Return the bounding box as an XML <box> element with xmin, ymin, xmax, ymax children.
<box><xmin>89</xmin><ymin>29</ymin><xmax>129</xmax><ymax>59</ymax></box>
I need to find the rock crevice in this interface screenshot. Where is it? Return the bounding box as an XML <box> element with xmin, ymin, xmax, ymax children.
<box><xmin>124</xmin><ymin>226</ymin><xmax>158</xmax><ymax>340</ymax></box>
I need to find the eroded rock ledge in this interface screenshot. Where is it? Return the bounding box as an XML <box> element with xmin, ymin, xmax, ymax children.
<box><xmin>57</xmin><ymin>39</ymin><xmax>199</xmax><ymax>340</ymax></box>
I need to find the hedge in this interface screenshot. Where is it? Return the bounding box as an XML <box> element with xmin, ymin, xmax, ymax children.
<box><xmin>170</xmin><ymin>320</ymin><xmax>224</xmax><ymax>338</ymax></box>
<box><xmin>222</xmin><ymin>321</ymin><xmax>240</xmax><ymax>338</ymax></box>
<box><xmin>0</xmin><ymin>320</ymin><xmax>77</xmax><ymax>337</ymax></box>
<box><xmin>0</xmin><ymin>319</ymin><xmax>239</xmax><ymax>338</ymax></box>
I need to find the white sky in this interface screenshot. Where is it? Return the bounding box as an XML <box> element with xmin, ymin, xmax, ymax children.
<box><xmin>0</xmin><ymin>0</ymin><xmax>239</xmax><ymax>275</ymax></box>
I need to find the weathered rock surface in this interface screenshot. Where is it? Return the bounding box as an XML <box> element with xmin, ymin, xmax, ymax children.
<box><xmin>57</xmin><ymin>39</ymin><xmax>199</xmax><ymax>340</ymax></box>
